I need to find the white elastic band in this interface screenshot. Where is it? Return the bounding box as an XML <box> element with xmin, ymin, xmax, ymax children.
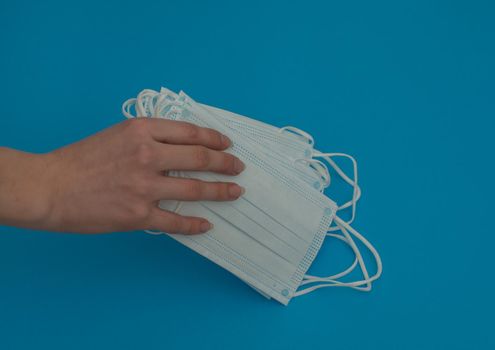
<box><xmin>153</xmin><ymin>94</ymin><xmax>168</xmax><ymax>118</ymax></box>
<box><xmin>136</xmin><ymin>89</ymin><xmax>159</xmax><ymax>117</ymax></box>
<box><xmin>294</xmin><ymin>158</ymin><xmax>331</xmax><ymax>189</ymax></box>
<box><xmin>303</xmin><ymin>233</ymin><xmax>359</xmax><ymax>282</ymax></box>
<box><xmin>313</xmin><ymin>151</ymin><xmax>361</xmax><ymax>228</ymax></box>
<box><xmin>279</xmin><ymin>126</ymin><xmax>315</xmax><ymax>145</ymax></box>
<box><xmin>122</xmin><ymin>98</ymin><xmax>137</xmax><ymax>119</ymax></box>
<box><xmin>123</xmin><ymin>90</ymin><xmax>182</xmax><ymax>121</ymax></box>
<box><xmin>294</xmin><ymin>216</ymin><xmax>382</xmax><ymax>296</ymax></box>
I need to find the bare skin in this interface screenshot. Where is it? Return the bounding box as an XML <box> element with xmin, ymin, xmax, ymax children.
<box><xmin>0</xmin><ymin>118</ymin><xmax>245</xmax><ymax>234</ymax></box>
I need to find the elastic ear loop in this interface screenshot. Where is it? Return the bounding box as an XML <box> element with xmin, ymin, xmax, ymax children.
<box><xmin>147</xmin><ymin>94</ymin><xmax>160</xmax><ymax>117</ymax></box>
<box><xmin>294</xmin><ymin>216</ymin><xmax>382</xmax><ymax>296</ymax></box>
<box><xmin>152</xmin><ymin>94</ymin><xmax>166</xmax><ymax>118</ymax></box>
<box><xmin>294</xmin><ymin>158</ymin><xmax>331</xmax><ymax>190</ymax></box>
<box><xmin>279</xmin><ymin>126</ymin><xmax>315</xmax><ymax>146</ymax></box>
<box><xmin>134</xmin><ymin>89</ymin><xmax>181</xmax><ymax>119</ymax></box>
<box><xmin>314</xmin><ymin>152</ymin><xmax>361</xmax><ymax>228</ymax></box>
<box><xmin>152</xmin><ymin>91</ymin><xmax>181</xmax><ymax>118</ymax></box>
<box><xmin>136</xmin><ymin>90</ymin><xmax>159</xmax><ymax>117</ymax></box>
<box><xmin>315</xmin><ymin>152</ymin><xmax>360</xmax><ymax>213</ymax></box>
<box><xmin>122</xmin><ymin>91</ymin><xmax>180</xmax><ymax>120</ymax></box>
<box><xmin>135</xmin><ymin>96</ymin><xmax>147</xmax><ymax>117</ymax></box>
<box><xmin>122</xmin><ymin>98</ymin><xmax>137</xmax><ymax>119</ymax></box>
<box><xmin>298</xmin><ymin>219</ymin><xmax>370</xmax><ymax>293</ymax></box>
<box><xmin>304</xmin><ymin>233</ymin><xmax>359</xmax><ymax>281</ymax></box>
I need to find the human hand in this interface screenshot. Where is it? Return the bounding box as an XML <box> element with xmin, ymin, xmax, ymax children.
<box><xmin>0</xmin><ymin>118</ymin><xmax>245</xmax><ymax>234</ymax></box>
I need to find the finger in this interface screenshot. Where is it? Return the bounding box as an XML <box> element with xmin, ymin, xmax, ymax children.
<box><xmin>147</xmin><ymin>119</ymin><xmax>231</xmax><ymax>150</ymax></box>
<box><xmin>147</xmin><ymin>207</ymin><xmax>213</xmax><ymax>235</ymax></box>
<box><xmin>150</xmin><ymin>177</ymin><xmax>245</xmax><ymax>202</ymax></box>
<box><xmin>158</xmin><ymin>145</ymin><xmax>245</xmax><ymax>175</ymax></box>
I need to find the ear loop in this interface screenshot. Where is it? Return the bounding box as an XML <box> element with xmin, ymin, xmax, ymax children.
<box><xmin>294</xmin><ymin>216</ymin><xmax>382</xmax><ymax>296</ymax></box>
<box><xmin>304</xmin><ymin>232</ymin><xmax>359</xmax><ymax>281</ymax></box>
<box><xmin>313</xmin><ymin>151</ymin><xmax>361</xmax><ymax>229</ymax></box>
<box><xmin>293</xmin><ymin>151</ymin><xmax>366</xmax><ymax>292</ymax></box>
<box><xmin>151</xmin><ymin>93</ymin><xmax>168</xmax><ymax>118</ymax></box>
<box><xmin>152</xmin><ymin>90</ymin><xmax>183</xmax><ymax>118</ymax></box>
<box><xmin>122</xmin><ymin>98</ymin><xmax>137</xmax><ymax>119</ymax></box>
<box><xmin>122</xmin><ymin>96</ymin><xmax>156</xmax><ymax>119</ymax></box>
<box><xmin>279</xmin><ymin>126</ymin><xmax>315</xmax><ymax>146</ymax></box>
<box><xmin>123</xmin><ymin>90</ymin><xmax>160</xmax><ymax>118</ymax></box>
<box><xmin>294</xmin><ymin>158</ymin><xmax>331</xmax><ymax>191</ymax></box>
<box><xmin>136</xmin><ymin>90</ymin><xmax>160</xmax><ymax>117</ymax></box>
<box><xmin>124</xmin><ymin>89</ymin><xmax>183</xmax><ymax>120</ymax></box>
<box><xmin>299</xmin><ymin>218</ymin><xmax>370</xmax><ymax>292</ymax></box>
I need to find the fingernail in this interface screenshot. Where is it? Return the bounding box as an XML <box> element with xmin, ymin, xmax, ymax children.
<box><xmin>221</xmin><ymin>135</ymin><xmax>231</xmax><ymax>148</ymax></box>
<box><xmin>200</xmin><ymin>221</ymin><xmax>213</xmax><ymax>233</ymax></box>
<box><xmin>234</xmin><ymin>158</ymin><xmax>245</xmax><ymax>174</ymax></box>
<box><xmin>229</xmin><ymin>184</ymin><xmax>245</xmax><ymax>198</ymax></box>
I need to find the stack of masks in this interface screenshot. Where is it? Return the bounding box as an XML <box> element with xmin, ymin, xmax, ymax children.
<box><xmin>122</xmin><ymin>88</ymin><xmax>382</xmax><ymax>305</ymax></box>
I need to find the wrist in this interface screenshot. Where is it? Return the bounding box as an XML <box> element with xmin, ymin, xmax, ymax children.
<box><xmin>0</xmin><ymin>147</ymin><xmax>56</xmax><ymax>230</ymax></box>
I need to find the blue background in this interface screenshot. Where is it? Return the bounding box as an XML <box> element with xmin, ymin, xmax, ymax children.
<box><xmin>0</xmin><ymin>1</ymin><xmax>494</xmax><ymax>349</ymax></box>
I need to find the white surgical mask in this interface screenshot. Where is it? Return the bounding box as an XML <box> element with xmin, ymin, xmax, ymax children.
<box><xmin>122</xmin><ymin>88</ymin><xmax>382</xmax><ymax>304</ymax></box>
<box><xmin>201</xmin><ymin>104</ymin><xmax>314</xmax><ymax>160</ymax></box>
<box><xmin>159</xmin><ymin>87</ymin><xmax>316</xmax><ymax>160</ymax></box>
<box><xmin>178</xmin><ymin>92</ymin><xmax>328</xmax><ymax>192</ymax></box>
<box><xmin>125</xmin><ymin>88</ymin><xmax>330</xmax><ymax>191</ymax></box>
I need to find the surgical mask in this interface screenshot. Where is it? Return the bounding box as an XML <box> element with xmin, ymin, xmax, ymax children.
<box><xmin>125</xmin><ymin>88</ymin><xmax>330</xmax><ymax>191</ymax></box>
<box><xmin>160</xmin><ymin>87</ymin><xmax>315</xmax><ymax>160</ymax></box>
<box><xmin>179</xmin><ymin>93</ymin><xmax>330</xmax><ymax>192</ymax></box>
<box><xmin>122</xmin><ymin>88</ymin><xmax>382</xmax><ymax>304</ymax></box>
<box><xmin>202</xmin><ymin>105</ymin><xmax>314</xmax><ymax>160</ymax></box>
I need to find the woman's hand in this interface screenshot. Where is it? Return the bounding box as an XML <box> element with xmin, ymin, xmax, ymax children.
<box><xmin>0</xmin><ymin>118</ymin><xmax>245</xmax><ymax>234</ymax></box>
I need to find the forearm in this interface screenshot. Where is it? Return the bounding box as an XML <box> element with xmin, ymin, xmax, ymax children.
<box><xmin>0</xmin><ymin>119</ymin><xmax>244</xmax><ymax>234</ymax></box>
<box><xmin>0</xmin><ymin>147</ymin><xmax>53</xmax><ymax>229</ymax></box>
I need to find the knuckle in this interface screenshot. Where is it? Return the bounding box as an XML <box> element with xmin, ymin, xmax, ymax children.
<box><xmin>214</xmin><ymin>183</ymin><xmax>229</xmax><ymax>200</ymax></box>
<box><xmin>216</xmin><ymin>133</ymin><xmax>225</xmax><ymax>148</ymax></box>
<box><xmin>134</xmin><ymin>142</ymin><xmax>155</xmax><ymax>166</ymax></box>
<box><xmin>222</xmin><ymin>183</ymin><xmax>233</xmax><ymax>199</ymax></box>
<box><xmin>129</xmin><ymin>203</ymin><xmax>150</xmax><ymax>221</ymax></box>
<box><xmin>181</xmin><ymin>219</ymin><xmax>193</xmax><ymax>234</ymax></box>
<box><xmin>224</xmin><ymin>154</ymin><xmax>236</xmax><ymax>173</ymax></box>
<box><xmin>193</xmin><ymin>146</ymin><xmax>210</xmax><ymax>169</ymax></box>
<box><xmin>133</xmin><ymin>177</ymin><xmax>151</xmax><ymax>196</ymax></box>
<box><xmin>183</xmin><ymin>123</ymin><xmax>200</xmax><ymax>140</ymax></box>
<box><xmin>185</xmin><ymin>180</ymin><xmax>203</xmax><ymax>200</ymax></box>
<box><xmin>124</xmin><ymin>118</ymin><xmax>149</xmax><ymax>138</ymax></box>
<box><xmin>207</xmin><ymin>128</ymin><xmax>223</xmax><ymax>147</ymax></box>
<box><xmin>188</xmin><ymin>219</ymin><xmax>201</xmax><ymax>234</ymax></box>
<box><xmin>168</xmin><ymin>216</ymin><xmax>183</xmax><ymax>233</ymax></box>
